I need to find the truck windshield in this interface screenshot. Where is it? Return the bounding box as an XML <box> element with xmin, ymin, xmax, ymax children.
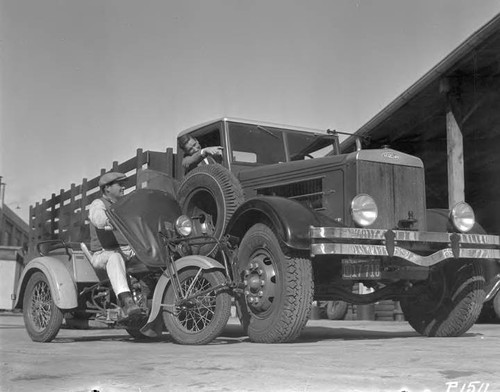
<box><xmin>228</xmin><ymin>123</ymin><xmax>286</xmax><ymax>165</ymax></box>
<box><xmin>287</xmin><ymin>132</ymin><xmax>333</xmax><ymax>160</ymax></box>
<box><xmin>228</xmin><ymin>122</ymin><xmax>333</xmax><ymax>165</ymax></box>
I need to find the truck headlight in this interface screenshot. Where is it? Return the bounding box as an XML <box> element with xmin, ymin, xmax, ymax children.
<box><xmin>351</xmin><ymin>194</ymin><xmax>378</xmax><ymax>227</ymax></box>
<box><xmin>450</xmin><ymin>202</ymin><xmax>475</xmax><ymax>232</ymax></box>
<box><xmin>175</xmin><ymin>215</ymin><xmax>193</xmax><ymax>236</ymax></box>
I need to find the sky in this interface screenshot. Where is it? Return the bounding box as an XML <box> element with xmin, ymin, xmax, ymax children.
<box><xmin>2</xmin><ymin>0</ymin><xmax>500</xmax><ymax>223</ymax></box>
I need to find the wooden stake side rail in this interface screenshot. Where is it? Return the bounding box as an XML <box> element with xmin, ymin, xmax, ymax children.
<box><xmin>28</xmin><ymin>148</ymin><xmax>177</xmax><ymax>259</ymax></box>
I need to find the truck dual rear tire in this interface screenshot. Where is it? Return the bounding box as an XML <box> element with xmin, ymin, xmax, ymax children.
<box><xmin>236</xmin><ymin>223</ymin><xmax>314</xmax><ymax>343</ymax></box>
<box><xmin>325</xmin><ymin>300</ymin><xmax>348</xmax><ymax>320</ymax></box>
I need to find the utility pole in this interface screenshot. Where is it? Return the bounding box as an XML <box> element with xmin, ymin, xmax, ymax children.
<box><xmin>0</xmin><ymin>177</ymin><xmax>5</xmax><ymax>245</ymax></box>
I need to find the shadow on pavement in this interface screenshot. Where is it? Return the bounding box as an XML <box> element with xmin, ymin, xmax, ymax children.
<box><xmin>221</xmin><ymin>322</ymin><xmax>483</xmax><ymax>343</ymax></box>
<box><xmin>297</xmin><ymin>326</ymin><xmax>419</xmax><ymax>342</ymax></box>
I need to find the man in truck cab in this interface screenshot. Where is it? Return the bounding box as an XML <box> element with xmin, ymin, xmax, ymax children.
<box><xmin>88</xmin><ymin>172</ymin><xmax>141</xmax><ymax>318</ymax></box>
<box><xmin>178</xmin><ymin>134</ymin><xmax>223</xmax><ymax>173</ymax></box>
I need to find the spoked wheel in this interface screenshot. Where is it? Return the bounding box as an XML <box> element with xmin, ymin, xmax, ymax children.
<box><xmin>23</xmin><ymin>272</ymin><xmax>64</xmax><ymax>342</ymax></box>
<box><xmin>162</xmin><ymin>268</ymin><xmax>231</xmax><ymax>345</ymax></box>
<box><xmin>237</xmin><ymin>223</ymin><xmax>314</xmax><ymax>343</ymax></box>
<box><xmin>401</xmin><ymin>259</ymin><xmax>485</xmax><ymax>337</ymax></box>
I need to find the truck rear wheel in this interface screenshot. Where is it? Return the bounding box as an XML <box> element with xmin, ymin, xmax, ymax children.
<box><xmin>177</xmin><ymin>164</ymin><xmax>244</xmax><ymax>255</ymax></box>
<box><xmin>401</xmin><ymin>259</ymin><xmax>485</xmax><ymax>337</ymax></box>
<box><xmin>325</xmin><ymin>300</ymin><xmax>348</xmax><ymax>320</ymax></box>
<box><xmin>237</xmin><ymin>223</ymin><xmax>313</xmax><ymax>343</ymax></box>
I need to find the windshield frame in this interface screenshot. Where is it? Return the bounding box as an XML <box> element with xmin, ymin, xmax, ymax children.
<box><xmin>225</xmin><ymin>120</ymin><xmax>335</xmax><ymax>168</ymax></box>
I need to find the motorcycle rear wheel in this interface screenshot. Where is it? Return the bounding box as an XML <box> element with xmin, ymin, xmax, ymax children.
<box><xmin>162</xmin><ymin>268</ymin><xmax>231</xmax><ymax>345</ymax></box>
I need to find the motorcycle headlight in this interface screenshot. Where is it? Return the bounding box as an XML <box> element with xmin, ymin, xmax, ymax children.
<box><xmin>351</xmin><ymin>194</ymin><xmax>378</xmax><ymax>227</ymax></box>
<box><xmin>175</xmin><ymin>215</ymin><xmax>193</xmax><ymax>237</ymax></box>
<box><xmin>450</xmin><ymin>202</ymin><xmax>475</xmax><ymax>232</ymax></box>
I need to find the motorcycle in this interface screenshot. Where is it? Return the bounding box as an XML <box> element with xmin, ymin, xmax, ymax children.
<box><xmin>16</xmin><ymin>188</ymin><xmax>238</xmax><ymax>344</ymax></box>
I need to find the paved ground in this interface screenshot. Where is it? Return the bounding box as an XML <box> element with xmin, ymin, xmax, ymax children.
<box><xmin>0</xmin><ymin>311</ymin><xmax>499</xmax><ymax>392</ymax></box>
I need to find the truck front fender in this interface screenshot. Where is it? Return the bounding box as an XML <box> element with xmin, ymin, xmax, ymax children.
<box><xmin>140</xmin><ymin>255</ymin><xmax>226</xmax><ymax>337</ymax></box>
<box><xmin>225</xmin><ymin>196</ymin><xmax>342</xmax><ymax>251</ymax></box>
<box><xmin>426</xmin><ymin>208</ymin><xmax>500</xmax><ymax>300</ymax></box>
<box><xmin>15</xmin><ymin>256</ymin><xmax>78</xmax><ymax>310</ymax></box>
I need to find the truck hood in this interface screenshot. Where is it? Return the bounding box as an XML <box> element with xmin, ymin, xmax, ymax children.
<box><xmin>237</xmin><ymin>148</ymin><xmax>422</xmax><ymax>187</ymax></box>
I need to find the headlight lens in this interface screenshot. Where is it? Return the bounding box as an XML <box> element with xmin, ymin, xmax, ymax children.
<box><xmin>175</xmin><ymin>215</ymin><xmax>193</xmax><ymax>236</ymax></box>
<box><xmin>351</xmin><ymin>194</ymin><xmax>378</xmax><ymax>227</ymax></box>
<box><xmin>450</xmin><ymin>202</ymin><xmax>475</xmax><ymax>232</ymax></box>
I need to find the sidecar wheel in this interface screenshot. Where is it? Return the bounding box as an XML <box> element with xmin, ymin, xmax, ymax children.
<box><xmin>23</xmin><ymin>272</ymin><xmax>64</xmax><ymax>342</ymax></box>
<box><xmin>162</xmin><ymin>268</ymin><xmax>231</xmax><ymax>345</ymax></box>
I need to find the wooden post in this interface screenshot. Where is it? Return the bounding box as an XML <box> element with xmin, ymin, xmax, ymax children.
<box><xmin>446</xmin><ymin>105</ymin><xmax>465</xmax><ymax>208</ymax></box>
<box><xmin>69</xmin><ymin>183</ymin><xmax>76</xmax><ymax>240</ymax></box>
<box><xmin>136</xmin><ymin>148</ymin><xmax>143</xmax><ymax>188</ymax></box>
<box><xmin>440</xmin><ymin>77</ymin><xmax>465</xmax><ymax>208</ymax></box>
<box><xmin>81</xmin><ymin>178</ymin><xmax>89</xmax><ymax>243</ymax></box>
<box><xmin>58</xmin><ymin>189</ymin><xmax>64</xmax><ymax>238</ymax></box>
<box><xmin>81</xmin><ymin>178</ymin><xmax>88</xmax><ymax>222</ymax></box>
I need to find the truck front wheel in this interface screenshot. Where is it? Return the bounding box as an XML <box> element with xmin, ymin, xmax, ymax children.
<box><xmin>237</xmin><ymin>223</ymin><xmax>313</xmax><ymax>343</ymax></box>
<box><xmin>401</xmin><ymin>259</ymin><xmax>485</xmax><ymax>337</ymax></box>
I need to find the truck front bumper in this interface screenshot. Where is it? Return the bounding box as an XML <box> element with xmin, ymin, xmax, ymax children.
<box><xmin>310</xmin><ymin>226</ymin><xmax>500</xmax><ymax>267</ymax></box>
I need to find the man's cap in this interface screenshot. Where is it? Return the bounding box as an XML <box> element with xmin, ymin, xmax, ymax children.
<box><xmin>99</xmin><ymin>172</ymin><xmax>127</xmax><ymax>187</ymax></box>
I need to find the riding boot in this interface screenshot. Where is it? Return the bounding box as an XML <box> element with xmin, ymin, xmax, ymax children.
<box><xmin>118</xmin><ymin>292</ymin><xmax>141</xmax><ymax>317</ymax></box>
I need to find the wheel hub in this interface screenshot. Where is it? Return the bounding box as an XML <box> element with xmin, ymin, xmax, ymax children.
<box><xmin>242</xmin><ymin>253</ymin><xmax>276</xmax><ymax>313</ymax></box>
<box><xmin>31</xmin><ymin>282</ymin><xmax>51</xmax><ymax>329</ymax></box>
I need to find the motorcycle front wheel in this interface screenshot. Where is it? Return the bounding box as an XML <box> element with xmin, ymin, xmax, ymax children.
<box><xmin>162</xmin><ymin>268</ymin><xmax>231</xmax><ymax>345</ymax></box>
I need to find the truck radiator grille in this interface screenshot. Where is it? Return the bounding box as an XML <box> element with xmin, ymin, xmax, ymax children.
<box><xmin>257</xmin><ymin>178</ymin><xmax>324</xmax><ymax>210</ymax></box>
<box><xmin>358</xmin><ymin>162</ymin><xmax>426</xmax><ymax>230</ymax></box>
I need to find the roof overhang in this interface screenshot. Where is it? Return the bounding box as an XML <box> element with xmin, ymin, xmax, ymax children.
<box><xmin>341</xmin><ymin>12</ymin><xmax>500</xmax><ymax>152</ymax></box>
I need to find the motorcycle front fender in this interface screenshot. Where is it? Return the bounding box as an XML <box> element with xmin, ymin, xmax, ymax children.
<box><xmin>140</xmin><ymin>255</ymin><xmax>226</xmax><ymax>337</ymax></box>
<box><xmin>15</xmin><ymin>256</ymin><xmax>78</xmax><ymax>310</ymax></box>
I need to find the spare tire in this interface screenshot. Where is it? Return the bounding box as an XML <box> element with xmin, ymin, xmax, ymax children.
<box><xmin>177</xmin><ymin>164</ymin><xmax>244</xmax><ymax>255</ymax></box>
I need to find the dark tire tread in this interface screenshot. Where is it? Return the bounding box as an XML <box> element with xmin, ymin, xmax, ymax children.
<box><xmin>253</xmin><ymin>256</ymin><xmax>313</xmax><ymax>343</ymax></box>
<box><xmin>401</xmin><ymin>260</ymin><xmax>485</xmax><ymax>337</ymax></box>
<box><xmin>178</xmin><ymin>164</ymin><xmax>244</xmax><ymax>238</ymax></box>
<box><xmin>240</xmin><ymin>223</ymin><xmax>314</xmax><ymax>343</ymax></box>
